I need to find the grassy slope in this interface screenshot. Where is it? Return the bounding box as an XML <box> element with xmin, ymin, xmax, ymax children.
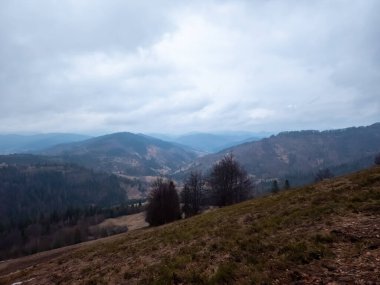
<box><xmin>1</xmin><ymin>167</ymin><xmax>380</xmax><ymax>285</ymax></box>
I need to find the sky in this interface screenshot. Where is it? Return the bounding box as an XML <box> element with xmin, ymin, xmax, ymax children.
<box><xmin>0</xmin><ymin>0</ymin><xmax>379</xmax><ymax>135</ymax></box>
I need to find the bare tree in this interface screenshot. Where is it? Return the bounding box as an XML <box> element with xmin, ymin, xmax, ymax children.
<box><xmin>181</xmin><ymin>171</ymin><xmax>203</xmax><ymax>217</ymax></box>
<box><xmin>314</xmin><ymin>168</ymin><xmax>333</xmax><ymax>182</ymax></box>
<box><xmin>209</xmin><ymin>154</ymin><xmax>252</xmax><ymax>207</ymax></box>
<box><xmin>145</xmin><ymin>178</ymin><xmax>181</xmax><ymax>226</ymax></box>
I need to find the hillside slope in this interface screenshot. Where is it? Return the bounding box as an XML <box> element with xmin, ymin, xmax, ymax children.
<box><xmin>170</xmin><ymin>133</ymin><xmax>261</xmax><ymax>153</ymax></box>
<box><xmin>1</xmin><ymin>166</ymin><xmax>379</xmax><ymax>284</ymax></box>
<box><xmin>0</xmin><ymin>153</ymin><xmax>148</xmax><ymax>200</ymax></box>
<box><xmin>40</xmin><ymin>132</ymin><xmax>200</xmax><ymax>176</ymax></box>
<box><xmin>0</xmin><ymin>162</ymin><xmax>126</xmax><ymax>223</ymax></box>
<box><xmin>182</xmin><ymin>123</ymin><xmax>380</xmax><ymax>184</ymax></box>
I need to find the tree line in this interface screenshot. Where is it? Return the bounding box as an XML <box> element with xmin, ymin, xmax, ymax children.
<box><xmin>146</xmin><ymin>151</ymin><xmax>358</xmax><ymax>227</ymax></box>
<box><xmin>145</xmin><ymin>154</ymin><xmax>255</xmax><ymax>226</ymax></box>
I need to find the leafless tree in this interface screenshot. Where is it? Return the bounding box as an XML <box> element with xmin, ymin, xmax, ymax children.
<box><xmin>181</xmin><ymin>171</ymin><xmax>203</xmax><ymax>217</ymax></box>
<box><xmin>145</xmin><ymin>178</ymin><xmax>181</xmax><ymax>226</ymax></box>
<box><xmin>209</xmin><ymin>154</ymin><xmax>252</xmax><ymax>207</ymax></box>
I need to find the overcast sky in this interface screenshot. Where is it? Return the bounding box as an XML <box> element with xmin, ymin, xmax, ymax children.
<box><xmin>0</xmin><ymin>0</ymin><xmax>379</xmax><ymax>135</ymax></box>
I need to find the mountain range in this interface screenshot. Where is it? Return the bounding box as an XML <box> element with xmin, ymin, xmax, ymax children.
<box><xmin>0</xmin><ymin>123</ymin><xmax>380</xmax><ymax>270</ymax></box>
<box><xmin>38</xmin><ymin>132</ymin><xmax>201</xmax><ymax>176</ymax></box>
<box><xmin>181</xmin><ymin>123</ymin><xmax>380</xmax><ymax>186</ymax></box>
<box><xmin>0</xmin><ymin>133</ymin><xmax>90</xmax><ymax>154</ymax></box>
<box><xmin>1</xmin><ymin>123</ymin><xmax>380</xmax><ymax>186</ymax></box>
<box><xmin>150</xmin><ymin>132</ymin><xmax>268</xmax><ymax>152</ymax></box>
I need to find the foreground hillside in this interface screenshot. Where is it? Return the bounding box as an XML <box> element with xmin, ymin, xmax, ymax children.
<box><xmin>184</xmin><ymin>123</ymin><xmax>380</xmax><ymax>185</ymax></box>
<box><xmin>1</xmin><ymin>167</ymin><xmax>380</xmax><ymax>284</ymax></box>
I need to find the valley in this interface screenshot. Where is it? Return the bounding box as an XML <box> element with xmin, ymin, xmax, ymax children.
<box><xmin>1</xmin><ymin>2</ymin><xmax>379</xmax><ymax>283</ymax></box>
<box><xmin>0</xmin><ymin>123</ymin><xmax>379</xmax><ymax>278</ymax></box>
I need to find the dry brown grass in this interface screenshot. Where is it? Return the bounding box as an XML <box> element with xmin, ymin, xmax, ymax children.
<box><xmin>1</xmin><ymin>166</ymin><xmax>380</xmax><ymax>285</ymax></box>
<box><xmin>91</xmin><ymin>212</ymin><xmax>148</xmax><ymax>232</ymax></box>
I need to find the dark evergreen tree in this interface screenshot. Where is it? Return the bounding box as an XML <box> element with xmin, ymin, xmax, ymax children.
<box><xmin>145</xmin><ymin>178</ymin><xmax>181</xmax><ymax>226</ymax></box>
<box><xmin>209</xmin><ymin>154</ymin><xmax>252</xmax><ymax>207</ymax></box>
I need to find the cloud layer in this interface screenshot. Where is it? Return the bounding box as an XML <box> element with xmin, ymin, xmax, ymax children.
<box><xmin>1</xmin><ymin>0</ymin><xmax>379</xmax><ymax>134</ymax></box>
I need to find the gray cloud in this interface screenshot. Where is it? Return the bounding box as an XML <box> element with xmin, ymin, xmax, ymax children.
<box><xmin>0</xmin><ymin>0</ymin><xmax>379</xmax><ymax>134</ymax></box>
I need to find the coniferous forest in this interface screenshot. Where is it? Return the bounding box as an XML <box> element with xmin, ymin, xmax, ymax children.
<box><xmin>0</xmin><ymin>163</ymin><xmax>144</xmax><ymax>259</ymax></box>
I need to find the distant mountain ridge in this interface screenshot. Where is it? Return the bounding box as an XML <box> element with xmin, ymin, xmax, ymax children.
<box><xmin>3</xmin><ymin>124</ymin><xmax>380</xmax><ymax>184</ymax></box>
<box><xmin>39</xmin><ymin>132</ymin><xmax>201</xmax><ymax>176</ymax></box>
<box><xmin>172</xmin><ymin>133</ymin><xmax>261</xmax><ymax>153</ymax></box>
<box><xmin>181</xmin><ymin>123</ymin><xmax>380</xmax><ymax>185</ymax></box>
<box><xmin>0</xmin><ymin>133</ymin><xmax>90</xmax><ymax>154</ymax></box>
<box><xmin>150</xmin><ymin>132</ymin><xmax>268</xmax><ymax>153</ymax></box>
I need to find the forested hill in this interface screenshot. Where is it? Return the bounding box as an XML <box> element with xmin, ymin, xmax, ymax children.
<box><xmin>0</xmin><ymin>160</ymin><xmax>132</xmax><ymax>260</ymax></box>
<box><xmin>0</xmin><ymin>133</ymin><xmax>90</xmax><ymax>154</ymax></box>
<box><xmin>39</xmin><ymin>132</ymin><xmax>201</xmax><ymax>176</ymax></box>
<box><xmin>0</xmin><ymin>162</ymin><xmax>126</xmax><ymax>227</ymax></box>
<box><xmin>182</xmin><ymin>123</ymin><xmax>380</xmax><ymax>185</ymax></box>
<box><xmin>160</xmin><ymin>132</ymin><xmax>262</xmax><ymax>153</ymax></box>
